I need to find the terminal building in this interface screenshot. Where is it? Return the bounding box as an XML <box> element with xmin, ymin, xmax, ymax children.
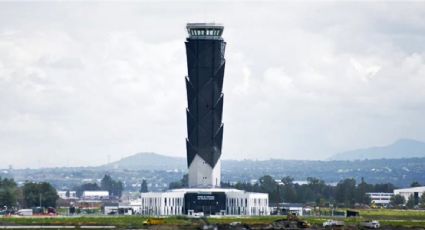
<box><xmin>140</xmin><ymin>188</ymin><xmax>269</xmax><ymax>216</ymax></box>
<box><xmin>139</xmin><ymin>23</ymin><xmax>269</xmax><ymax>216</ymax></box>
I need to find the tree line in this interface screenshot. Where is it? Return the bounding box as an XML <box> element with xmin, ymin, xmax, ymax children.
<box><xmin>0</xmin><ymin>177</ymin><xmax>58</xmax><ymax>209</ymax></box>
<box><xmin>167</xmin><ymin>174</ymin><xmax>400</xmax><ymax>208</ymax></box>
<box><xmin>225</xmin><ymin>175</ymin><xmax>396</xmax><ymax>207</ymax></box>
<box><xmin>1</xmin><ymin>174</ymin><xmax>125</xmax><ymax>210</ymax></box>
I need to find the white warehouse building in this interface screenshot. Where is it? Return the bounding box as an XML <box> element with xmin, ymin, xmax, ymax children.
<box><xmin>394</xmin><ymin>186</ymin><xmax>425</xmax><ymax>203</ymax></box>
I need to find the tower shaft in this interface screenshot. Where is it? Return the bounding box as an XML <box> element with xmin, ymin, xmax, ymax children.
<box><xmin>185</xmin><ymin>23</ymin><xmax>225</xmax><ymax>188</ymax></box>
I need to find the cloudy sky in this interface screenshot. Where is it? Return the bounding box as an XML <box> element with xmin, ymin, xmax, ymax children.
<box><xmin>1</xmin><ymin>1</ymin><xmax>425</xmax><ymax>168</ymax></box>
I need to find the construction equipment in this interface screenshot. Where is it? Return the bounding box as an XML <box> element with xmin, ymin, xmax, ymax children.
<box><xmin>143</xmin><ymin>218</ymin><xmax>164</xmax><ymax>225</ymax></box>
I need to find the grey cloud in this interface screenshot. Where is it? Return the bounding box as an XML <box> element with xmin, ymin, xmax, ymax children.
<box><xmin>0</xmin><ymin>2</ymin><xmax>424</xmax><ymax>168</ymax></box>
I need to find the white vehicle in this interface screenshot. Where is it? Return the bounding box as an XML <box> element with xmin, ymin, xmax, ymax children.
<box><xmin>17</xmin><ymin>209</ymin><xmax>33</xmax><ymax>216</ymax></box>
<box><xmin>360</xmin><ymin>220</ymin><xmax>380</xmax><ymax>229</ymax></box>
<box><xmin>194</xmin><ymin>212</ymin><xmax>204</xmax><ymax>217</ymax></box>
<box><xmin>323</xmin><ymin>219</ymin><xmax>345</xmax><ymax>228</ymax></box>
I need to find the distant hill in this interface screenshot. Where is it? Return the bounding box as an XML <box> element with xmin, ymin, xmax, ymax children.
<box><xmin>6</xmin><ymin>151</ymin><xmax>425</xmax><ymax>189</ymax></box>
<box><xmin>329</xmin><ymin>139</ymin><xmax>425</xmax><ymax>161</ymax></box>
<box><xmin>100</xmin><ymin>152</ymin><xmax>186</xmax><ymax>171</ymax></box>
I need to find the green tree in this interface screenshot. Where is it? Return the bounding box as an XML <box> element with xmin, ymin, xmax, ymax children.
<box><xmin>22</xmin><ymin>182</ymin><xmax>59</xmax><ymax>208</ymax></box>
<box><xmin>390</xmin><ymin>194</ymin><xmax>406</xmax><ymax>208</ymax></box>
<box><xmin>373</xmin><ymin>183</ymin><xmax>396</xmax><ymax>193</ymax></box>
<box><xmin>0</xmin><ymin>188</ymin><xmax>16</xmax><ymax>208</ymax></box>
<box><xmin>100</xmin><ymin>175</ymin><xmax>123</xmax><ymax>198</ymax></box>
<box><xmin>411</xmin><ymin>181</ymin><xmax>421</xmax><ymax>187</ymax></box>
<box><xmin>335</xmin><ymin>178</ymin><xmax>356</xmax><ymax>207</ymax></box>
<box><xmin>281</xmin><ymin>177</ymin><xmax>297</xmax><ymax>203</ymax></box>
<box><xmin>140</xmin><ymin>180</ymin><xmax>148</xmax><ymax>193</ymax></box>
<box><xmin>281</xmin><ymin>176</ymin><xmax>294</xmax><ymax>186</ymax></box>
<box><xmin>258</xmin><ymin>175</ymin><xmax>279</xmax><ymax>204</ymax></box>
<box><xmin>306</xmin><ymin>177</ymin><xmax>329</xmax><ymax>204</ymax></box>
<box><xmin>169</xmin><ymin>174</ymin><xmax>188</xmax><ymax>189</ymax></box>
<box><xmin>355</xmin><ymin>177</ymin><xmax>372</xmax><ymax>205</ymax></box>
<box><xmin>406</xmin><ymin>195</ymin><xmax>416</xmax><ymax>209</ymax></box>
<box><xmin>0</xmin><ymin>177</ymin><xmax>18</xmax><ymax>208</ymax></box>
<box><xmin>420</xmin><ymin>193</ymin><xmax>425</xmax><ymax>208</ymax></box>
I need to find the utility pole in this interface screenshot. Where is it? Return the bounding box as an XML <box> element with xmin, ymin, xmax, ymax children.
<box><xmin>39</xmin><ymin>193</ymin><xmax>42</xmax><ymax>208</ymax></box>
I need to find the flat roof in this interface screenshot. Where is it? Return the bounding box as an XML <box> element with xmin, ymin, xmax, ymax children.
<box><xmin>171</xmin><ymin>187</ymin><xmax>242</xmax><ymax>193</ymax></box>
<box><xmin>394</xmin><ymin>186</ymin><xmax>425</xmax><ymax>192</ymax></box>
<box><xmin>169</xmin><ymin>187</ymin><xmax>268</xmax><ymax>196</ymax></box>
<box><xmin>82</xmin><ymin>191</ymin><xmax>109</xmax><ymax>196</ymax></box>
<box><xmin>186</xmin><ymin>23</ymin><xmax>223</xmax><ymax>30</ymax></box>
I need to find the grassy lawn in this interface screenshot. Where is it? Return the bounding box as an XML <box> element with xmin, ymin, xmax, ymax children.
<box><xmin>2</xmin><ymin>210</ymin><xmax>425</xmax><ymax>229</ymax></box>
<box><xmin>360</xmin><ymin>209</ymin><xmax>425</xmax><ymax>220</ymax></box>
<box><xmin>0</xmin><ymin>216</ymin><xmax>192</xmax><ymax>228</ymax></box>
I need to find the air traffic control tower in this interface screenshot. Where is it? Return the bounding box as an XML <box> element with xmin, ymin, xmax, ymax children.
<box><xmin>185</xmin><ymin>23</ymin><xmax>225</xmax><ymax>188</ymax></box>
<box><xmin>139</xmin><ymin>24</ymin><xmax>269</xmax><ymax>216</ymax></box>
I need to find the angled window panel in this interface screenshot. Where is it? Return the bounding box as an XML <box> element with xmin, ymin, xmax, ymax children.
<box><xmin>213</xmin><ymin>125</ymin><xmax>224</xmax><ymax>163</ymax></box>
<box><xmin>197</xmin><ymin>79</ymin><xmax>214</xmax><ymax>118</ymax></box>
<box><xmin>188</xmin><ymin>125</ymin><xmax>198</xmax><ymax>147</ymax></box>
<box><xmin>220</xmin><ymin>42</ymin><xmax>226</xmax><ymax>60</ymax></box>
<box><xmin>187</xmin><ymin>97</ymin><xmax>197</xmax><ymax>117</ymax></box>
<box><xmin>210</xmin><ymin>126</ymin><xmax>223</xmax><ymax>168</ymax></box>
<box><xmin>187</xmin><ymin>68</ymin><xmax>198</xmax><ymax>83</ymax></box>
<box><xmin>198</xmin><ymin>148</ymin><xmax>214</xmax><ymax>168</ymax></box>
<box><xmin>199</xmin><ymin>110</ymin><xmax>213</xmax><ymax>136</ymax></box>
<box><xmin>186</xmin><ymin>109</ymin><xmax>197</xmax><ymax>141</ymax></box>
<box><xmin>214</xmin><ymin>124</ymin><xmax>224</xmax><ymax>141</ymax></box>
<box><xmin>214</xmin><ymin>59</ymin><xmax>225</xmax><ymax>77</ymax></box>
<box><xmin>214</xmin><ymin>41</ymin><xmax>226</xmax><ymax>70</ymax></box>
<box><xmin>213</xmin><ymin>95</ymin><xmax>223</xmax><ymax>133</ymax></box>
<box><xmin>212</xmin><ymin>86</ymin><xmax>221</xmax><ymax>105</ymax></box>
<box><xmin>186</xmin><ymin>139</ymin><xmax>197</xmax><ymax>167</ymax></box>
<box><xmin>197</xmin><ymin>123</ymin><xmax>213</xmax><ymax>149</ymax></box>
<box><xmin>196</xmin><ymin>153</ymin><xmax>214</xmax><ymax>169</ymax></box>
<box><xmin>197</xmin><ymin>67</ymin><xmax>213</xmax><ymax>89</ymax></box>
<box><xmin>185</xmin><ymin>77</ymin><xmax>197</xmax><ymax>110</ymax></box>
<box><xmin>198</xmin><ymin>41</ymin><xmax>214</xmax><ymax>68</ymax></box>
<box><xmin>185</xmin><ymin>77</ymin><xmax>194</xmax><ymax>99</ymax></box>
<box><xmin>214</xmin><ymin>62</ymin><xmax>225</xmax><ymax>93</ymax></box>
<box><xmin>185</xmin><ymin>42</ymin><xmax>198</xmax><ymax>68</ymax></box>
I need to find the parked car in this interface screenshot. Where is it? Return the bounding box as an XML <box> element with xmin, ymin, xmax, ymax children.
<box><xmin>323</xmin><ymin>219</ymin><xmax>345</xmax><ymax>228</ymax></box>
<box><xmin>17</xmin><ymin>209</ymin><xmax>33</xmax><ymax>216</ymax></box>
<box><xmin>360</xmin><ymin>220</ymin><xmax>380</xmax><ymax>229</ymax></box>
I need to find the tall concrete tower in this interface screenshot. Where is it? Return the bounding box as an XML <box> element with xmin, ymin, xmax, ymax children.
<box><xmin>185</xmin><ymin>23</ymin><xmax>225</xmax><ymax>188</ymax></box>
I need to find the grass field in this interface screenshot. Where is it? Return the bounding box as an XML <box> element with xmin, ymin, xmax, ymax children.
<box><xmin>0</xmin><ymin>216</ymin><xmax>193</xmax><ymax>228</ymax></box>
<box><xmin>1</xmin><ymin>209</ymin><xmax>425</xmax><ymax>229</ymax></box>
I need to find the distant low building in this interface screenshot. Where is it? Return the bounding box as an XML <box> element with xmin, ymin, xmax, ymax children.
<box><xmin>82</xmin><ymin>191</ymin><xmax>109</xmax><ymax>200</ymax></box>
<box><xmin>277</xmin><ymin>203</ymin><xmax>305</xmax><ymax>216</ymax></box>
<box><xmin>394</xmin><ymin>186</ymin><xmax>425</xmax><ymax>204</ymax></box>
<box><xmin>367</xmin><ymin>192</ymin><xmax>393</xmax><ymax>206</ymax></box>
<box><xmin>57</xmin><ymin>190</ymin><xmax>77</xmax><ymax>200</ymax></box>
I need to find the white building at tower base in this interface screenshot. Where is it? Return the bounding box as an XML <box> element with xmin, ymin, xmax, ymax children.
<box><xmin>139</xmin><ymin>188</ymin><xmax>269</xmax><ymax>216</ymax></box>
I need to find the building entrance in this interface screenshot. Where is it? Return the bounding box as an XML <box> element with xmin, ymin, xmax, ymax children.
<box><xmin>184</xmin><ymin>192</ymin><xmax>226</xmax><ymax>215</ymax></box>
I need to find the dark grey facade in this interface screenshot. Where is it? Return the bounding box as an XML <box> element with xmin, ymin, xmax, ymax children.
<box><xmin>184</xmin><ymin>192</ymin><xmax>226</xmax><ymax>215</ymax></box>
<box><xmin>185</xmin><ymin>23</ymin><xmax>226</xmax><ymax>169</ymax></box>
